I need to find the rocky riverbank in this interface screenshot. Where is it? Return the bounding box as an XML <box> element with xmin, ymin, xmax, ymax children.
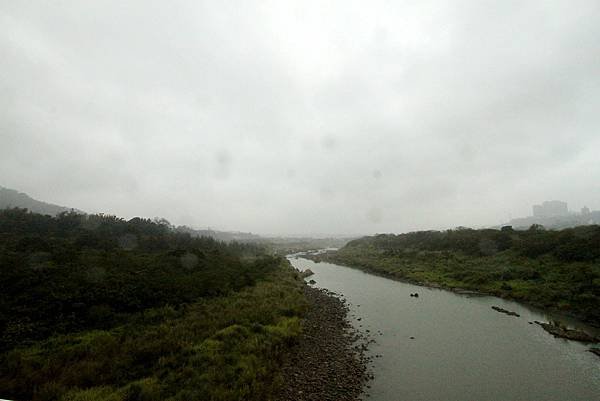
<box><xmin>534</xmin><ymin>321</ymin><xmax>600</xmax><ymax>342</ymax></box>
<box><xmin>277</xmin><ymin>285</ymin><xmax>371</xmax><ymax>401</ymax></box>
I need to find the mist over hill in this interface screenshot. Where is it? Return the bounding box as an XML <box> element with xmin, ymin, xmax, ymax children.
<box><xmin>0</xmin><ymin>186</ymin><xmax>80</xmax><ymax>216</ymax></box>
<box><xmin>175</xmin><ymin>225</ymin><xmax>263</xmax><ymax>242</ymax></box>
<box><xmin>0</xmin><ymin>187</ymin><xmax>263</xmax><ymax>242</ymax></box>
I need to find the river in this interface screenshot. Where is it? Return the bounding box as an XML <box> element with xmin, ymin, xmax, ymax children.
<box><xmin>288</xmin><ymin>255</ymin><xmax>600</xmax><ymax>401</ymax></box>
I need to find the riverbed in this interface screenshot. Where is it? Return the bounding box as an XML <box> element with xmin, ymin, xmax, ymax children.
<box><xmin>288</xmin><ymin>255</ymin><xmax>600</xmax><ymax>401</ymax></box>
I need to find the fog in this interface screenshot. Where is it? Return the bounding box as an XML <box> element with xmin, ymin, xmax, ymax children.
<box><xmin>1</xmin><ymin>1</ymin><xmax>599</xmax><ymax>236</ymax></box>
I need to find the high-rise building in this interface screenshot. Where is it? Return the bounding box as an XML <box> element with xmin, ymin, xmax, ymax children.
<box><xmin>532</xmin><ymin>201</ymin><xmax>568</xmax><ymax>218</ymax></box>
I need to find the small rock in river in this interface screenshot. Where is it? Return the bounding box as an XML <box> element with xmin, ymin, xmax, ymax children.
<box><xmin>491</xmin><ymin>306</ymin><xmax>520</xmax><ymax>317</ymax></box>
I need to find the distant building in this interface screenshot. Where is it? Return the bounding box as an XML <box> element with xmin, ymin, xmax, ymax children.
<box><xmin>505</xmin><ymin>201</ymin><xmax>599</xmax><ymax>230</ymax></box>
<box><xmin>532</xmin><ymin>201</ymin><xmax>568</xmax><ymax>218</ymax></box>
<box><xmin>532</xmin><ymin>204</ymin><xmax>544</xmax><ymax>217</ymax></box>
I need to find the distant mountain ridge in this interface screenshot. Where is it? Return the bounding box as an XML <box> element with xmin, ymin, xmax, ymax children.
<box><xmin>0</xmin><ymin>186</ymin><xmax>262</xmax><ymax>242</ymax></box>
<box><xmin>0</xmin><ymin>186</ymin><xmax>80</xmax><ymax>216</ymax></box>
<box><xmin>175</xmin><ymin>225</ymin><xmax>263</xmax><ymax>242</ymax></box>
<box><xmin>0</xmin><ymin>187</ymin><xmax>348</xmax><ymax>244</ymax></box>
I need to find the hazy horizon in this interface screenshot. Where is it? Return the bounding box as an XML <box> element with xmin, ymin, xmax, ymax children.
<box><xmin>2</xmin><ymin>1</ymin><xmax>600</xmax><ymax>236</ymax></box>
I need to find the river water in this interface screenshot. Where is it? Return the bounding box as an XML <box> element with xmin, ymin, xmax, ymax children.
<box><xmin>288</xmin><ymin>255</ymin><xmax>600</xmax><ymax>401</ymax></box>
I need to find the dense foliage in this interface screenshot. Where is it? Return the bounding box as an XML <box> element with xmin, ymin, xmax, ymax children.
<box><xmin>328</xmin><ymin>225</ymin><xmax>600</xmax><ymax>325</ymax></box>
<box><xmin>0</xmin><ymin>209</ymin><xmax>307</xmax><ymax>401</ymax></box>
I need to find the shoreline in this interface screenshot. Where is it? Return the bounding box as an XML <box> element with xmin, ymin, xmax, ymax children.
<box><xmin>277</xmin><ymin>284</ymin><xmax>371</xmax><ymax>401</ymax></box>
<box><xmin>300</xmin><ymin>252</ymin><xmax>600</xmax><ymax>331</ymax></box>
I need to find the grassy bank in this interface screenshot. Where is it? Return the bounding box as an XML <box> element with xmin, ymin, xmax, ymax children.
<box><xmin>0</xmin><ymin>209</ymin><xmax>308</xmax><ymax>401</ymax></box>
<box><xmin>1</xmin><ymin>267</ymin><xmax>306</xmax><ymax>401</ymax></box>
<box><xmin>319</xmin><ymin>226</ymin><xmax>600</xmax><ymax>326</ymax></box>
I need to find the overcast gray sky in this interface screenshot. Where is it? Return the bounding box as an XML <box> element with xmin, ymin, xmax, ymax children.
<box><xmin>1</xmin><ymin>1</ymin><xmax>599</xmax><ymax>236</ymax></box>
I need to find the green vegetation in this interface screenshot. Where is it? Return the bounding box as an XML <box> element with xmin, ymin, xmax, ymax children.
<box><xmin>326</xmin><ymin>226</ymin><xmax>600</xmax><ymax>325</ymax></box>
<box><xmin>0</xmin><ymin>209</ymin><xmax>307</xmax><ymax>401</ymax></box>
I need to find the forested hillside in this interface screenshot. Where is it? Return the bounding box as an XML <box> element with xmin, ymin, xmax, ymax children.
<box><xmin>0</xmin><ymin>209</ymin><xmax>307</xmax><ymax>401</ymax></box>
<box><xmin>323</xmin><ymin>226</ymin><xmax>600</xmax><ymax>325</ymax></box>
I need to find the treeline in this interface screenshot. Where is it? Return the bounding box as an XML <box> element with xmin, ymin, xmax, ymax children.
<box><xmin>0</xmin><ymin>208</ymin><xmax>306</xmax><ymax>400</ymax></box>
<box><xmin>0</xmin><ymin>208</ymin><xmax>269</xmax><ymax>350</ymax></box>
<box><xmin>348</xmin><ymin>225</ymin><xmax>600</xmax><ymax>262</ymax></box>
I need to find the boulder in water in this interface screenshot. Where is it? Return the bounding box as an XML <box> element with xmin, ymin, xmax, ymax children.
<box><xmin>301</xmin><ymin>269</ymin><xmax>315</xmax><ymax>278</ymax></box>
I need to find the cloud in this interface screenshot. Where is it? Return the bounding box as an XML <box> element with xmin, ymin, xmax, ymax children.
<box><xmin>1</xmin><ymin>0</ymin><xmax>600</xmax><ymax>235</ymax></box>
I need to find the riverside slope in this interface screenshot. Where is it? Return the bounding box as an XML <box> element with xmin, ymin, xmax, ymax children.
<box><xmin>310</xmin><ymin>244</ymin><xmax>600</xmax><ymax>327</ymax></box>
